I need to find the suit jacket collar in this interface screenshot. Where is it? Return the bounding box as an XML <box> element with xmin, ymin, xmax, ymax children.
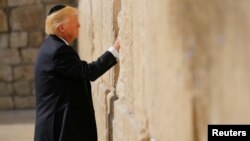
<box><xmin>49</xmin><ymin>34</ymin><xmax>70</xmax><ymax>45</ymax></box>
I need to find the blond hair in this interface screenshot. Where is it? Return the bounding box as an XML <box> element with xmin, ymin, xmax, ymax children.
<box><xmin>45</xmin><ymin>6</ymin><xmax>78</xmax><ymax>35</ymax></box>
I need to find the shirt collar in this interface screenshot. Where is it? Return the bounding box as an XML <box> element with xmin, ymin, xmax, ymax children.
<box><xmin>56</xmin><ymin>36</ymin><xmax>70</xmax><ymax>45</ymax></box>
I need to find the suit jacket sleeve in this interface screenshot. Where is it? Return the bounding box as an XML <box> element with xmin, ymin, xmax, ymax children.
<box><xmin>53</xmin><ymin>45</ymin><xmax>117</xmax><ymax>81</ymax></box>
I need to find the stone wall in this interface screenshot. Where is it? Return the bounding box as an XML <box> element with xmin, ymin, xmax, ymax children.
<box><xmin>0</xmin><ymin>0</ymin><xmax>77</xmax><ymax>109</ymax></box>
<box><xmin>78</xmin><ymin>0</ymin><xmax>250</xmax><ymax>141</ymax></box>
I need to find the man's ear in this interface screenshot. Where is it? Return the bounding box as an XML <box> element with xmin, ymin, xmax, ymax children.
<box><xmin>56</xmin><ymin>24</ymin><xmax>64</xmax><ymax>33</ymax></box>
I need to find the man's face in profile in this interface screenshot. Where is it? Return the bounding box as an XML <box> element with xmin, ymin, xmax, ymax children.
<box><xmin>63</xmin><ymin>14</ymin><xmax>80</xmax><ymax>42</ymax></box>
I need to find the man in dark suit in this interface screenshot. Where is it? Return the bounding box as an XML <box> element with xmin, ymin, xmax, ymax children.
<box><xmin>34</xmin><ymin>4</ymin><xmax>120</xmax><ymax>141</ymax></box>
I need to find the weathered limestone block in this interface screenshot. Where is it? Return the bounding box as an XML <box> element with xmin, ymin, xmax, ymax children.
<box><xmin>0</xmin><ymin>65</ymin><xmax>13</xmax><ymax>82</ymax></box>
<box><xmin>115</xmin><ymin>0</ymin><xmax>133</xmax><ymax>101</ymax></box>
<box><xmin>140</xmin><ymin>0</ymin><xmax>193</xmax><ymax>140</ymax></box>
<box><xmin>106</xmin><ymin>90</ymin><xmax>116</xmax><ymax>141</ymax></box>
<box><xmin>170</xmin><ymin>1</ymin><xmax>250</xmax><ymax>141</ymax></box>
<box><xmin>21</xmin><ymin>48</ymin><xmax>39</xmax><ymax>63</ymax></box>
<box><xmin>0</xmin><ymin>82</ymin><xmax>13</xmax><ymax>96</ymax></box>
<box><xmin>0</xmin><ymin>97</ymin><xmax>14</xmax><ymax>109</ymax></box>
<box><xmin>112</xmin><ymin>100</ymin><xmax>139</xmax><ymax>141</ymax></box>
<box><xmin>31</xmin><ymin>81</ymin><xmax>35</xmax><ymax>95</ymax></box>
<box><xmin>10</xmin><ymin>5</ymin><xmax>44</xmax><ymax>31</ymax></box>
<box><xmin>93</xmin><ymin>83</ymin><xmax>110</xmax><ymax>141</ymax></box>
<box><xmin>100</xmin><ymin>0</ymin><xmax>117</xmax><ymax>87</ymax></box>
<box><xmin>14</xmin><ymin>65</ymin><xmax>34</xmax><ymax>81</ymax></box>
<box><xmin>91</xmin><ymin>0</ymin><xmax>105</xmax><ymax>59</ymax></box>
<box><xmin>0</xmin><ymin>10</ymin><xmax>8</xmax><ymax>32</ymax></box>
<box><xmin>207</xmin><ymin>1</ymin><xmax>250</xmax><ymax>122</ymax></box>
<box><xmin>0</xmin><ymin>0</ymin><xmax>7</xmax><ymax>7</ymax></box>
<box><xmin>14</xmin><ymin>96</ymin><xmax>35</xmax><ymax>109</ymax></box>
<box><xmin>78</xmin><ymin>0</ymin><xmax>93</xmax><ymax>61</ymax></box>
<box><xmin>8</xmin><ymin>0</ymin><xmax>35</xmax><ymax>7</ymax></box>
<box><xmin>10</xmin><ymin>32</ymin><xmax>28</xmax><ymax>48</ymax></box>
<box><xmin>42</xmin><ymin>0</ymin><xmax>74</xmax><ymax>4</ymax></box>
<box><xmin>0</xmin><ymin>49</ymin><xmax>20</xmax><ymax>64</ymax></box>
<box><xmin>79</xmin><ymin>0</ymin><xmax>250</xmax><ymax>141</ymax></box>
<box><xmin>79</xmin><ymin>0</ymin><xmax>194</xmax><ymax>141</ymax></box>
<box><xmin>0</xmin><ymin>33</ymin><xmax>8</xmax><ymax>49</ymax></box>
<box><xmin>13</xmin><ymin>80</ymin><xmax>31</xmax><ymax>96</ymax></box>
<box><xmin>28</xmin><ymin>31</ymin><xmax>43</xmax><ymax>47</ymax></box>
<box><xmin>79</xmin><ymin>1</ymin><xmax>120</xmax><ymax>140</ymax></box>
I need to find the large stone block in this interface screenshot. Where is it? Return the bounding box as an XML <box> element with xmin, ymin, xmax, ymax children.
<box><xmin>0</xmin><ymin>82</ymin><xmax>13</xmax><ymax>96</ymax></box>
<box><xmin>112</xmin><ymin>100</ymin><xmax>139</xmax><ymax>141</ymax></box>
<box><xmin>13</xmin><ymin>80</ymin><xmax>31</xmax><ymax>96</ymax></box>
<box><xmin>0</xmin><ymin>0</ymin><xmax>7</xmax><ymax>7</ymax></box>
<box><xmin>31</xmin><ymin>81</ymin><xmax>35</xmax><ymax>95</ymax></box>
<box><xmin>94</xmin><ymin>83</ymin><xmax>110</xmax><ymax>141</ymax></box>
<box><xmin>44</xmin><ymin>4</ymin><xmax>55</xmax><ymax>16</ymax></box>
<box><xmin>8</xmin><ymin>0</ymin><xmax>35</xmax><ymax>7</ymax></box>
<box><xmin>0</xmin><ymin>65</ymin><xmax>13</xmax><ymax>82</ymax></box>
<box><xmin>21</xmin><ymin>48</ymin><xmax>39</xmax><ymax>63</ymax></box>
<box><xmin>79</xmin><ymin>0</ymin><xmax>194</xmax><ymax>141</ymax></box>
<box><xmin>0</xmin><ymin>49</ymin><xmax>20</xmax><ymax>64</ymax></box>
<box><xmin>42</xmin><ymin>0</ymin><xmax>77</xmax><ymax>6</ymax></box>
<box><xmin>10</xmin><ymin>32</ymin><xmax>28</xmax><ymax>48</ymax></box>
<box><xmin>91</xmin><ymin>0</ymin><xmax>103</xmax><ymax>59</ymax></box>
<box><xmin>10</xmin><ymin>5</ymin><xmax>44</xmax><ymax>31</ymax></box>
<box><xmin>0</xmin><ymin>33</ymin><xmax>8</xmax><ymax>49</ymax></box>
<box><xmin>0</xmin><ymin>10</ymin><xmax>8</xmax><ymax>32</ymax></box>
<box><xmin>78</xmin><ymin>0</ymin><xmax>94</xmax><ymax>61</ymax></box>
<box><xmin>14</xmin><ymin>96</ymin><xmax>35</xmax><ymax>109</ymax></box>
<box><xmin>14</xmin><ymin>65</ymin><xmax>34</xmax><ymax>81</ymax></box>
<box><xmin>79</xmin><ymin>0</ymin><xmax>250</xmax><ymax>141</ymax></box>
<box><xmin>28</xmin><ymin>31</ymin><xmax>43</xmax><ymax>47</ymax></box>
<box><xmin>0</xmin><ymin>97</ymin><xmax>14</xmax><ymax>109</ymax></box>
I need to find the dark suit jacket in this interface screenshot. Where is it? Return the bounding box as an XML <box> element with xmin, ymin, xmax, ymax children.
<box><xmin>34</xmin><ymin>35</ymin><xmax>117</xmax><ymax>141</ymax></box>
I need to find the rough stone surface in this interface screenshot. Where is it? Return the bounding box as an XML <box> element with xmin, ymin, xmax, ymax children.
<box><xmin>0</xmin><ymin>0</ymin><xmax>7</xmax><ymax>7</ymax></box>
<box><xmin>0</xmin><ymin>65</ymin><xmax>13</xmax><ymax>82</ymax></box>
<box><xmin>13</xmin><ymin>80</ymin><xmax>31</xmax><ymax>96</ymax></box>
<box><xmin>79</xmin><ymin>0</ymin><xmax>250</xmax><ymax>141</ymax></box>
<box><xmin>14</xmin><ymin>65</ymin><xmax>34</xmax><ymax>81</ymax></box>
<box><xmin>79</xmin><ymin>0</ymin><xmax>192</xmax><ymax>140</ymax></box>
<box><xmin>8</xmin><ymin>0</ymin><xmax>35</xmax><ymax>7</ymax></box>
<box><xmin>0</xmin><ymin>33</ymin><xmax>8</xmax><ymax>49</ymax></box>
<box><xmin>0</xmin><ymin>82</ymin><xmax>13</xmax><ymax>96</ymax></box>
<box><xmin>21</xmin><ymin>48</ymin><xmax>39</xmax><ymax>63</ymax></box>
<box><xmin>10</xmin><ymin>5</ymin><xmax>44</xmax><ymax>31</ymax></box>
<box><xmin>14</xmin><ymin>96</ymin><xmax>35</xmax><ymax>109</ymax></box>
<box><xmin>28</xmin><ymin>31</ymin><xmax>43</xmax><ymax>47</ymax></box>
<box><xmin>0</xmin><ymin>49</ymin><xmax>20</xmax><ymax>64</ymax></box>
<box><xmin>0</xmin><ymin>10</ymin><xmax>8</xmax><ymax>32</ymax></box>
<box><xmin>10</xmin><ymin>32</ymin><xmax>28</xmax><ymax>48</ymax></box>
<box><xmin>93</xmin><ymin>83</ymin><xmax>110</xmax><ymax>141</ymax></box>
<box><xmin>0</xmin><ymin>97</ymin><xmax>14</xmax><ymax>109</ymax></box>
<box><xmin>42</xmin><ymin>0</ymin><xmax>77</xmax><ymax>5</ymax></box>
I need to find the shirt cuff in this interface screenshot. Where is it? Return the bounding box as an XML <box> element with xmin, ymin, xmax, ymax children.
<box><xmin>108</xmin><ymin>46</ymin><xmax>119</xmax><ymax>59</ymax></box>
